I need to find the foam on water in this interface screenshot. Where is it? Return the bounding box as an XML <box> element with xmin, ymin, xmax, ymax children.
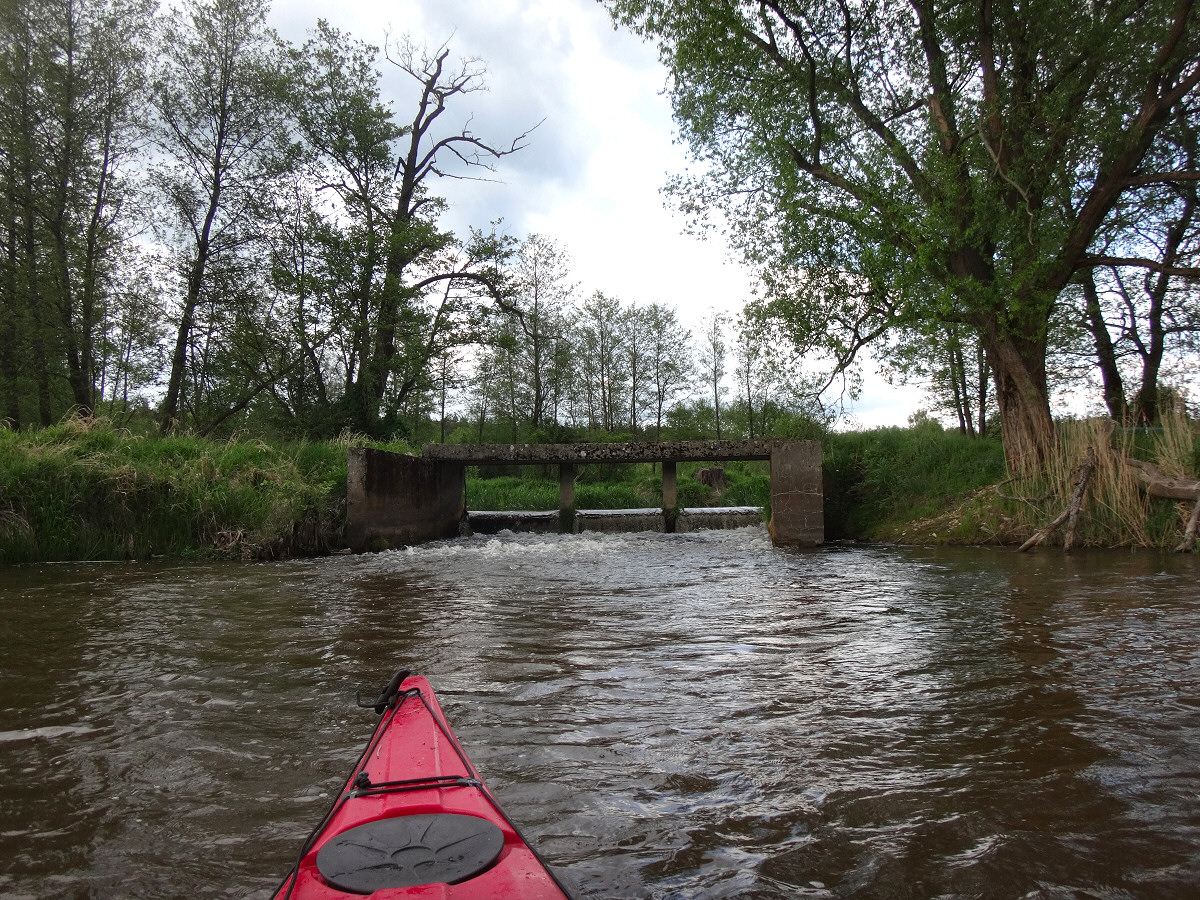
<box><xmin>0</xmin><ymin>725</ymin><xmax>100</xmax><ymax>743</ymax></box>
<box><xmin>368</xmin><ymin>526</ymin><xmax>774</xmax><ymax>565</ymax></box>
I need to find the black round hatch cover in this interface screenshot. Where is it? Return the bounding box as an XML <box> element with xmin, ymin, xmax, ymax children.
<box><xmin>315</xmin><ymin>813</ymin><xmax>505</xmax><ymax>893</ymax></box>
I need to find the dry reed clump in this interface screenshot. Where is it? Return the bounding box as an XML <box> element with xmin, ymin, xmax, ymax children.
<box><xmin>1152</xmin><ymin>406</ymin><xmax>1197</xmax><ymax>478</ymax></box>
<box><xmin>1004</xmin><ymin>413</ymin><xmax>1199</xmax><ymax>549</ymax></box>
<box><xmin>0</xmin><ymin>509</ymin><xmax>32</xmax><ymax>539</ymax></box>
<box><xmin>1155</xmin><ymin>409</ymin><xmax>1200</xmax><ymax>543</ymax></box>
<box><xmin>332</xmin><ymin>427</ymin><xmax>369</xmax><ymax>447</ymax></box>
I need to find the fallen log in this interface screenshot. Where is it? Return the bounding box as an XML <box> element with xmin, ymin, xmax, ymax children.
<box><xmin>1122</xmin><ymin>457</ymin><xmax>1200</xmax><ymax>501</ymax></box>
<box><xmin>1018</xmin><ymin>447</ymin><xmax>1098</xmax><ymax>552</ymax></box>
<box><xmin>1122</xmin><ymin>457</ymin><xmax>1200</xmax><ymax>553</ymax></box>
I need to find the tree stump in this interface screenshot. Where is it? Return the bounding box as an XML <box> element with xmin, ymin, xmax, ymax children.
<box><xmin>694</xmin><ymin>466</ymin><xmax>728</xmax><ymax>494</ymax></box>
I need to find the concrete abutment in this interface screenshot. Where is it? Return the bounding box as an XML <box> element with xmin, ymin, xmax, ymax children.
<box><xmin>345</xmin><ymin>447</ymin><xmax>465</xmax><ymax>553</ymax></box>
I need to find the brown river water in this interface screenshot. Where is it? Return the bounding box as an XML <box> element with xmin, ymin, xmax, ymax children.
<box><xmin>1</xmin><ymin>529</ymin><xmax>1199</xmax><ymax>899</ymax></box>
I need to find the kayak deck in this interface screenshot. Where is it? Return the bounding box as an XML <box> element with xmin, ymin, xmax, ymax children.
<box><xmin>274</xmin><ymin>673</ymin><xmax>571</xmax><ymax>899</ymax></box>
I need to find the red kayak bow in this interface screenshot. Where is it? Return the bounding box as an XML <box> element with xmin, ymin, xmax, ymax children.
<box><xmin>274</xmin><ymin>670</ymin><xmax>572</xmax><ymax>899</ymax></box>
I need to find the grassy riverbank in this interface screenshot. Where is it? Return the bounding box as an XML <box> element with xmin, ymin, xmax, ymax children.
<box><xmin>2</xmin><ymin>416</ymin><xmax>1196</xmax><ymax>563</ymax></box>
<box><xmin>823</xmin><ymin>423</ymin><xmax>1008</xmax><ymax>540</ymax></box>
<box><xmin>0</xmin><ymin>418</ymin><xmax>359</xmax><ymax>565</ymax></box>
<box><xmin>846</xmin><ymin>415</ymin><xmax>1200</xmax><ymax>549</ymax></box>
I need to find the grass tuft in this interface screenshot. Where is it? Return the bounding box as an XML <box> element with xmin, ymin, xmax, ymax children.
<box><xmin>0</xmin><ymin>419</ymin><xmax>348</xmax><ymax>564</ymax></box>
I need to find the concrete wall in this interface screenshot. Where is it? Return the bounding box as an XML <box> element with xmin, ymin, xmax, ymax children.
<box><xmin>467</xmin><ymin>510</ymin><xmax>559</xmax><ymax>535</ymax></box>
<box><xmin>769</xmin><ymin>441</ymin><xmax>824</xmax><ymax>546</ymax></box>
<box><xmin>346</xmin><ymin>448</ymin><xmax>465</xmax><ymax>552</ymax></box>
<box><xmin>676</xmin><ymin>507</ymin><xmax>764</xmax><ymax>533</ymax></box>
<box><xmin>574</xmin><ymin>508</ymin><xmax>666</xmax><ymax>534</ymax></box>
<box><xmin>346</xmin><ymin>440</ymin><xmax>823</xmax><ymax>551</ymax></box>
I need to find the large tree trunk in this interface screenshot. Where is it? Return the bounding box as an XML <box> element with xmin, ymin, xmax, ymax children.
<box><xmin>22</xmin><ymin>167</ymin><xmax>51</xmax><ymax>427</ymax></box>
<box><xmin>51</xmin><ymin>236</ymin><xmax>93</xmax><ymax>415</ymax></box>
<box><xmin>985</xmin><ymin>331</ymin><xmax>1056</xmax><ymax>475</ymax></box>
<box><xmin>160</xmin><ymin>274</ymin><xmax>202</xmax><ymax>433</ymax></box>
<box><xmin>160</xmin><ymin>163</ymin><xmax>222</xmax><ymax>434</ymax></box>
<box><xmin>1081</xmin><ymin>272</ymin><xmax>1126</xmax><ymax>422</ymax></box>
<box><xmin>1</xmin><ymin>192</ymin><xmax>22</xmax><ymax>427</ymax></box>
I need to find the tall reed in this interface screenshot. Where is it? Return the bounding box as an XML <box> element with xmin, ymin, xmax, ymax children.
<box><xmin>999</xmin><ymin>414</ymin><xmax>1198</xmax><ymax>549</ymax></box>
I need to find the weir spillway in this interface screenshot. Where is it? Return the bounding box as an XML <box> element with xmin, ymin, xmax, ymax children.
<box><xmin>345</xmin><ymin>440</ymin><xmax>822</xmax><ymax>552</ymax></box>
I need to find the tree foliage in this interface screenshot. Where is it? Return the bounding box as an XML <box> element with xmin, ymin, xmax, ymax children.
<box><xmin>607</xmin><ymin>0</ymin><xmax>1200</xmax><ymax>472</ymax></box>
<box><xmin>1</xmin><ymin>0</ymin><xmax>154</xmax><ymax>426</ymax></box>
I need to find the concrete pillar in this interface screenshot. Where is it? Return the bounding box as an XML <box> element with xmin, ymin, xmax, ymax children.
<box><xmin>662</xmin><ymin>460</ymin><xmax>678</xmax><ymax>533</ymax></box>
<box><xmin>346</xmin><ymin>448</ymin><xmax>465</xmax><ymax>552</ymax></box>
<box><xmin>558</xmin><ymin>463</ymin><xmax>576</xmax><ymax>533</ymax></box>
<box><xmin>769</xmin><ymin>441</ymin><xmax>823</xmax><ymax>546</ymax></box>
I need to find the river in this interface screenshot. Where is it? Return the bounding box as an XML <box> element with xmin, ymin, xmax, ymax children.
<box><xmin>1</xmin><ymin>529</ymin><xmax>1198</xmax><ymax>898</ymax></box>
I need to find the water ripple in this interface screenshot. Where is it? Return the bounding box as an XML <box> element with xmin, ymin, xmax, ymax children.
<box><xmin>1</xmin><ymin>538</ymin><xmax>1198</xmax><ymax>897</ymax></box>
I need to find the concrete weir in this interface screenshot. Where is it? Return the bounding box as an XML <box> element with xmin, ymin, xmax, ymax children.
<box><xmin>346</xmin><ymin>440</ymin><xmax>822</xmax><ymax>552</ymax></box>
<box><xmin>466</xmin><ymin>506</ymin><xmax>766</xmax><ymax>535</ymax></box>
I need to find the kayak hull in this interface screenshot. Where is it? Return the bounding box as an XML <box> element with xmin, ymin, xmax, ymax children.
<box><xmin>274</xmin><ymin>674</ymin><xmax>570</xmax><ymax>899</ymax></box>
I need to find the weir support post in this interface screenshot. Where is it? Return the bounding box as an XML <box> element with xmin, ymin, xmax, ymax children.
<box><xmin>662</xmin><ymin>460</ymin><xmax>678</xmax><ymax>533</ymax></box>
<box><xmin>769</xmin><ymin>441</ymin><xmax>823</xmax><ymax>546</ymax></box>
<box><xmin>559</xmin><ymin>463</ymin><xmax>576</xmax><ymax>533</ymax></box>
<box><xmin>346</xmin><ymin>447</ymin><xmax>465</xmax><ymax>552</ymax></box>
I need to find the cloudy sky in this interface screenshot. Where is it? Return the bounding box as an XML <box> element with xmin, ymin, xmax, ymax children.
<box><xmin>269</xmin><ymin>0</ymin><xmax>924</xmax><ymax>427</ymax></box>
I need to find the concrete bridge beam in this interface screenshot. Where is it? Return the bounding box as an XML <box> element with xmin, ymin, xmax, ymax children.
<box><xmin>662</xmin><ymin>461</ymin><xmax>678</xmax><ymax>533</ymax></box>
<box><xmin>769</xmin><ymin>441</ymin><xmax>823</xmax><ymax>546</ymax></box>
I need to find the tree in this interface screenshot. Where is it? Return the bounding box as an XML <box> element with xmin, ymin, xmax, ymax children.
<box><xmin>574</xmin><ymin>291</ymin><xmax>627</xmax><ymax>431</ymax></box>
<box><xmin>93</xmin><ymin>248</ymin><xmax>167</xmax><ymax>418</ymax></box>
<box><xmin>642</xmin><ymin>302</ymin><xmax>692</xmax><ymax>439</ymax></box>
<box><xmin>430</xmin><ymin>343</ymin><xmax>466</xmax><ymax>442</ymax></box>
<box><xmin>731</xmin><ymin>313</ymin><xmax>770</xmax><ymax>438</ymax></box>
<box><xmin>608</xmin><ymin>0</ymin><xmax>1200</xmax><ymax>473</ymax></box>
<box><xmin>1078</xmin><ymin>107</ymin><xmax>1200</xmax><ymax>425</ymax></box>
<box><xmin>883</xmin><ymin>323</ymin><xmax>993</xmax><ymax>437</ymax></box>
<box><xmin>40</xmin><ymin>0</ymin><xmax>151</xmax><ymax>416</ymax></box>
<box><xmin>622</xmin><ymin>305</ymin><xmax>655</xmax><ymax>434</ymax></box>
<box><xmin>151</xmin><ymin>0</ymin><xmax>287</xmax><ymax>433</ymax></box>
<box><xmin>289</xmin><ymin>27</ymin><xmax>528</xmax><ymax>437</ymax></box>
<box><xmin>1</xmin><ymin>0</ymin><xmax>56</xmax><ymax>426</ymax></box>
<box><xmin>699</xmin><ymin>308</ymin><xmax>728</xmax><ymax>439</ymax></box>
<box><xmin>0</xmin><ymin>0</ymin><xmax>151</xmax><ymax>424</ymax></box>
<box><xmin>506</xmin><ymin>233</ymin><xmax>575</xmax><ymax>429</ymax></box>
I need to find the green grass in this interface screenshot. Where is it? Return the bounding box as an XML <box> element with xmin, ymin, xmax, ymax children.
<box><xmin>0</xmin><ymin>418</ymin><xmax>397</xmax><ymax>564</ymax></box>
<box><xmin>465</xmin><ymin>460</ymin><xmax>772</xmax><ymax>512</ymax></box>
<box><xmin>823</xmin><ymin>424</ymin><xmax>1008</xmax><ymax>540</ymax></box>
<box><xmin>465</xmin><ymin>476</ymin><xmax>559</xmax><ymax>510</ymax></box>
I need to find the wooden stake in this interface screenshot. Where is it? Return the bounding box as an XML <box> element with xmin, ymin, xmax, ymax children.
<box><xmin>1019</xmin><ymin>447</ymin><xmax>1097</xmax><ymax>553</ymax></box>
